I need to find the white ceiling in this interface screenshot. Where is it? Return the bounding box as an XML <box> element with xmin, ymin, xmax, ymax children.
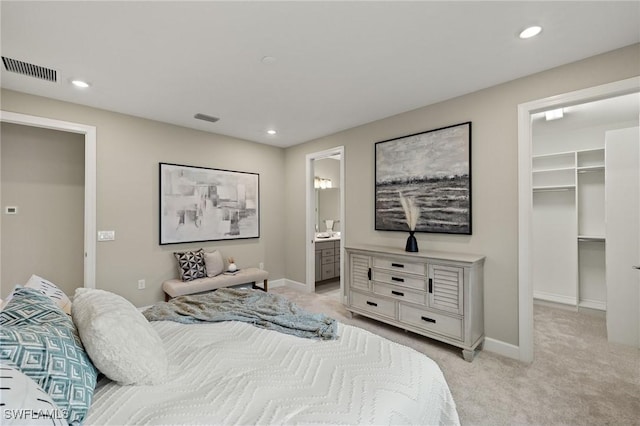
<box><xmin>1</xmin><ymin>1</ymin><xmax>639</xmax><ymax>147</ymax></box>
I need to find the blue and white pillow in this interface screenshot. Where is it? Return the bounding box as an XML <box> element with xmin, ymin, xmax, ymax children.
<box><xmin>0</xmin><ymin>289</ymin><xmax>96</xmax><ymax>425</ymax></box>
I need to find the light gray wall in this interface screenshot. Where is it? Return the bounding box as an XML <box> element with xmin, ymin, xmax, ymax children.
<box><xmin>283</xmin><ymin>43</ymin><xmax>640</xmax><ymax>346</ymax></box>
<box><xmin>0</xmin><ymin>90</ymin><xmax>286</xmax><ymax>306</ymax></box>
<box><xmin>1</xmin><ymin>123</ymin><xmax>85</xmax><ymax>297</ymax></box>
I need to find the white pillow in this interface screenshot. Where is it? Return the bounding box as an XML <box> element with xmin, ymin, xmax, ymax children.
<box><xmin>204</xmin><ymin>250</ymin><xmax>224</xmax><ymax>277</ymax></box>
<box><xmin>71</xmin><ymin>288</ymin><xmax>168</xmax><ymax>385</ymax></box>
<box><xmin>0</xmin><ymin>362</ymin><xmax>68</xmax><ymax>425</ymax></box>
<box><xmin>24</xmin><ymin>275</ymin><xmax>72</xmax><ymax>315</ymax></box>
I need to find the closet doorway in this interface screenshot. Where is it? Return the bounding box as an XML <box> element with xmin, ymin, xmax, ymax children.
<box><xmin>517</xmin><ymin>78</ymin><xmax>640</xmax><ymax>362</ymax></box>
<box><xmin>0</xmin><ymin>111</ymin><xmax>96</xmax><ymax>291</ymax></box>
<box><xmin>305</xmin><ymin>147</ymin><xmax>345</xmax><ymax>302</ymax></box>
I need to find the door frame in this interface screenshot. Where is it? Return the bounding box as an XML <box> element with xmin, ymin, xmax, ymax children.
<box><xmin>0</xmin><ymin>111</ymin><xmax>97</xmax><ymax>288</ymax></box>
<box><xmin>305</xmin><ymin>146</ymin><xmax>345</xmax><ymax>299</ymax></box>
<box><xmin>517</xmin><ymin>76</ymin><xmax>640</xmax><ymax>362</ymax></box>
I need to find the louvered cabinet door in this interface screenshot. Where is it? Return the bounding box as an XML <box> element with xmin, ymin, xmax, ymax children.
<box><xmin>428</xmin><ymin>264</ymin><xmax>464</xmax><ymax>315</ymax></box>
<box><xmin>350</xmin><ymin>254</ymin><xmax>371</xmax><ymax>291</ymax></box>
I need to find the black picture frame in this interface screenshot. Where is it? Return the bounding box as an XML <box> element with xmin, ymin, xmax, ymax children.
<box><xmin>375</xmin><ymin>121</ymin><xmax>472</xmax><ymax>235</ymax></box>
<box><xmin>159</xmin><ymin>162</ymin><xmax>260</xmax><ymax>245</ymax></box>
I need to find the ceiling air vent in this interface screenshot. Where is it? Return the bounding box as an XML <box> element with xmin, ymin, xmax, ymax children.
<box><xmin>194</xmin><ymin>113</ymin><xmax>220</xmax><ymax>123</ymax></box>
<box><xmin>2</xmin><ymin>56</ymin><xmax>57</xmax><ymax>82</ymax></box>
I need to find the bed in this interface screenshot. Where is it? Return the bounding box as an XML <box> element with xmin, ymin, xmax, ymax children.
<box><xmin>1</xmin><ymin>279</ymin><xmax>460</xmax><ymax>426</ymax></box>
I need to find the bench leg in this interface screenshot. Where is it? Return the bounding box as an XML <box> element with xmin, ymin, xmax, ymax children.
<box><xmin>252</xmin><ymin>280</ymin><xmax>268</xmax><ymax>292</ymax></box>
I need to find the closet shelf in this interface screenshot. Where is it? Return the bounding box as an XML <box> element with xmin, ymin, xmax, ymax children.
<box><xmin>577</xmin><ymin>166</ymin><xmax>605</xmax><ymax>173</ymax></box>
<box><xmin>578</xmin><ymin>235</ymin><xmax>605</xmax><ymax>242</ymax></box>
<box><xmin>533</xmin><ymin>185</ymin><xmax>576</xmax><ymax>192</ymax></box>
<box><xmin>532</xmin><ymin>166</ymin><xmax>576</xmax><ymax>173</ymax></box>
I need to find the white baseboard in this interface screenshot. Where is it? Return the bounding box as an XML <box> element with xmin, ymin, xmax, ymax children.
<box><xmin>267</xmin><ymin>278</ymin><xmax>287</xmax><ymax>289</ymax></box>
<box><xmin>578</xmin><ymin>299</ymin><xmax>606</xmax><ymax>311</ymax></box>
<box><xmin>281</xmin><ymin>278</ymin><xmax>312</xmax><ymax>292</ymax></box>
<box><xmin>483</xmin><ymin>337</ymin><xmax>520</xmax><ymax>360</ymax></box>
<box><xmin>533</xmin><ymin>291</ymin><xmax>577</xmax><ymax>307</ymax></box>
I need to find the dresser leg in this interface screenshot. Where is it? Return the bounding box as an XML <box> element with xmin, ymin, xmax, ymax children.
<box><xmin>462</xmin><ymin>349</ymin><xmax>476</xmax><ymax>362</ymax></box>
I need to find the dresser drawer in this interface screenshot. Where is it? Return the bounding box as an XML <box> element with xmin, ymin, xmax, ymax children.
<box><xmin>399</xmin><ymin>303</ymin><xmax>463</xmax><ymax>340</ymax></box>
<box><xmin>322</xmin><ymin>248</ymin><xmax>335</xmax><ymax>257</ymax></box>
<box><xmin>321</xmin><ymin>255</ymin><xmax>335</xmax><ymax>265</ymax></box>
<box><xmin>322</xmin><ymin>264</ymin><xmax>335</xmax><ymax>280</ymax></box>
<box><xmin>350</xmin><ymin>291</ymin><xmax>396</xmax><ymax>319</ymax></box>
<box><xmin>316</xmin><ymin>241</ymin><xmax>334</xmax><ymax>250</ymax></box>
<box><xmin>373</xmin><ymin>282</ymin><xmax>426</xmax><ymax>305</ymax></box>
<box><xmin>372</xmin><ymin>270</ymin><xmax>426</xmax><ymax>291</ymax></box>
<box><xmin>373</xmin><ymin>257</ymin><xmax>425</xmax><ymax>276</ymax></box>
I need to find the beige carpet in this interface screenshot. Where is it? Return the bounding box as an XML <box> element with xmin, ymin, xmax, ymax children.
<box><xmin>271</xmin><ymin>286</ymin><xmax>640</xmax><ymax>425</ymax></box>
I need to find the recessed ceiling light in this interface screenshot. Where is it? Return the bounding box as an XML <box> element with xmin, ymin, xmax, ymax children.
<box><xmin>71</xmin><ymin>79</ymin><xmax>90</xmax><ymax>88</ymax></box>
<box><xmin>519</xmin><ymin>26</ymin><xmax>542</xmax><ymax>39</ymax></box>
<box><xmin>267</xmin><ymin>129</ymin><xmax>277</xmax><ymax>135</ymax></box>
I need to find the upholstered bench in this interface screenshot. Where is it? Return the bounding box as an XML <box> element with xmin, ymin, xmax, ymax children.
<box><xmin>162</xmin><ymin>267</ymin><xmax>269</xmax><ymax>301</ymax></box>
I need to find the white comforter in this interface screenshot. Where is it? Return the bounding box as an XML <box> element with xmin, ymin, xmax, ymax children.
<box><xmin>86</xmin><ymin>321</ymin><xmax>459</xmax><ymax>425</ymax></box>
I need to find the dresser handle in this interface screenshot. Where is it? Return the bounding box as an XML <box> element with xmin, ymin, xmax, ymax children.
<box><xmin>391</xmin><ymin>277</ymin><xmax>405</xmax><ymax>283</ymax></box>
<box><xmin>366</xmin><ymin>301</ymin><xmax>378</xmax><ymax>307</ymax></box>
<box><xmin>428</xmin><ymin>278</ymin><xmax>433</xmax><ymax>293</ymax></box>
<box><xmin>391</xmin><ymin>263</ymin><xmax>404</xmax><ymax>268</ymax></box>
<box><xmin>421</xmin><ymin>316</ymin><xmax>436</xmax><ymax>323</ymax></box>
<box><xmin>367</xmin><ymin>268</ymin><xmax>371</xmax><ymax>280</ymax></box>
<box><xmin>391</xmin><ymin>290</ymin><xmax>404</xmax><ymax>297</ymax></box>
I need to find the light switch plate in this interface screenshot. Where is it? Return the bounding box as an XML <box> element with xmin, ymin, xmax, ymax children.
<box><xmin>97</xmin><ymin>230</ymin><xmax>115</xmax><ymax>241</ymax></box>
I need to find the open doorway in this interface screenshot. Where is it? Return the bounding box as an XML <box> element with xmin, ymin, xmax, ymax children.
<box><xmin>517</xmin><ymin>77</ymin><xmax>639</xmax><ymax>362</ymax></box>
<box><xmin>0</xmin><ymin>111</ymin><xmax>96</xmax><ymax>290</ymax></box>
<box><xmin>305</xmin><ymin>147</ymin><xmax>345</xmax><ymax>302</ymax></box>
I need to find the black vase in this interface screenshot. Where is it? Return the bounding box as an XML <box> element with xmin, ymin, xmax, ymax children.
<box><xmin>405</xmin><ymin>231</ymin><xmax>418</xmax><ymax>252</ymax></box>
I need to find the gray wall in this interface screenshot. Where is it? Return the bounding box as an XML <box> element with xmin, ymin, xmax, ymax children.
<box><xmin>1</xmin><ymin>43</ymin><xmax>637</xmax><ymax>346</ymax></box>
<box><xmin>0</xmin><ymin>91</ymin><xmax>286</xmax><ymax>307</ymax></box>
<box><xmin>1</xmin><ymin>123</ymin><xmax>85</xmax><ymax>296</ymax></box>
<box><xmin>283</xmin><ymin>43</ymin><xmax>640</xmax><ymax>347</ymax></box>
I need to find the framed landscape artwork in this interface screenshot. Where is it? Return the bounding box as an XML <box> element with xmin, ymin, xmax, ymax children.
<box><xmin>375</xmin><ymin>122</ymin><xmax>472</xmax><ymax>235</ymax></box>
<box><xmin>159</xmin><ymin>163</ymin><xmax>260</xmax><ymax>244</ymax></box>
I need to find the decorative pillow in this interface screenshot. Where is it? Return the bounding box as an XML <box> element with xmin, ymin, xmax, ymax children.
<box><xmin>204</xmin><ymin>250</ymin><xmax>224</xmax><ymax>277</ymax></box>
<box><xmin>174</xmin><ymin>249</ymin><xmax>206</xmax><ymax>281</ymax></box>
<box><xmin>0</xmin><ymin>287</ymin><xmax>70</xmax><ymax>327</ymax></box>
<box><xmin>24</xmin><ymin>275</ymin><xmax>72</xmax><ymax>315</ymax></box>
<box><xmin>0</xmin><ymin>291</ymin><xmax>97</xmax><ymax>425</ymax></box>
<box><xmin>71</xmin><ymin>288</ymin><xmax>168</xmax><ymax>386</ymax></box>
<box><xmin>0</xmin><ymin>362</ymin><xmax>68</xmax><ymax>425</ymax></box>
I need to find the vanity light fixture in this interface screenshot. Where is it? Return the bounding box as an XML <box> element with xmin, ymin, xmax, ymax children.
<box><xmin>519</xmin><ymin>25</ymin><xmax>542</xmax><ymax>39</ymax></box>
<box><xmin>544</xmin><ymin>108</ymin><xmax>564</xmax><ymax>121</ymax></box>
<box><xmin>71</xmin><ymin>79</ymin><xmax>90</xmax><ymax>88</ymax></box>
<box><xmin>314</xmin><ymin>177</ymin><xmax>332</xmax><ymax>189</ymax></box>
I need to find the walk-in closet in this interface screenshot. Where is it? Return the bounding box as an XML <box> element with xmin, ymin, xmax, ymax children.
<box><xmin>531</xmin><ymin>93</ymin><xmax>639</xmax><ymax>333</ymax></box>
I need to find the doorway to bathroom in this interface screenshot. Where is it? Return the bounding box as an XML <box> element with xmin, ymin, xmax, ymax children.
<box><xmin>305</xmin><ymin>146</ymin><xmax>344</xmax><ymax>302</ymax></box>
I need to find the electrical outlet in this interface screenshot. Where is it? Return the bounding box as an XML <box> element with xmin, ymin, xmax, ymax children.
<box><xmin>259</xmin><ymin>262</ymin><xmax>264</xmax><ymax>270</ymax></box>
<box><xmin>137</xmin><ymin>279</ymin><xmax>145</xmax><ymax>290</ymax></box>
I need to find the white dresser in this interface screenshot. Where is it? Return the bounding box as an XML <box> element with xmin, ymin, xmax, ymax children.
<box><xmin>345</xmin><ymin>245</ymin><xmax>485</xmax><ymax>361</ymax></box>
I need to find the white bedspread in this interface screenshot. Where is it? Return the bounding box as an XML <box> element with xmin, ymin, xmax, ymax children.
<box><xmin>86</xmin><ymin>321</ymin><xmax>459</xmax><ymax>425</ymax></box>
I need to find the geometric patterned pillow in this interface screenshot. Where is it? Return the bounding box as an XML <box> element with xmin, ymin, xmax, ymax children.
<box><xmin>173</xmin><ymin>249</ymin><xmax>206</xmax><ymax>281</ymax></box>
<box><xmin>0</xmin><ymin>292</ymin><xmax>97</xmax><ymax>425</ymax></box>
<box><xmin>0</xmin><ymin>288</ymin><xmax>71</xmax><ymax>327</ymax></box>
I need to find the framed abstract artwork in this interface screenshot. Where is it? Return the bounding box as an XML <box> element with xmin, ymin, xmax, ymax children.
<box><xmin>159</xmin><ymin>163</ymin><xmax>259</xmax><ymax>244</ymax></box>
<box><xmin>375</xmin><ymin>121</ymin><xmax>472</xmax><ymax>235</ymax></box>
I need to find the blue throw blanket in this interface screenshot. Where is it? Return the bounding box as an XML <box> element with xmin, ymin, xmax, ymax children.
<box><xmin>143</xmin><ymin>288</ymin><xmax>338</xmax><ymax>340</ymax></box>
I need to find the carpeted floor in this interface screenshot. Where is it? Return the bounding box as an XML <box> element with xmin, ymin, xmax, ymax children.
<box><xmin>271</xmin><ymin>286</ymin><xmax>640</xmax><ymax>425</ymax></box>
